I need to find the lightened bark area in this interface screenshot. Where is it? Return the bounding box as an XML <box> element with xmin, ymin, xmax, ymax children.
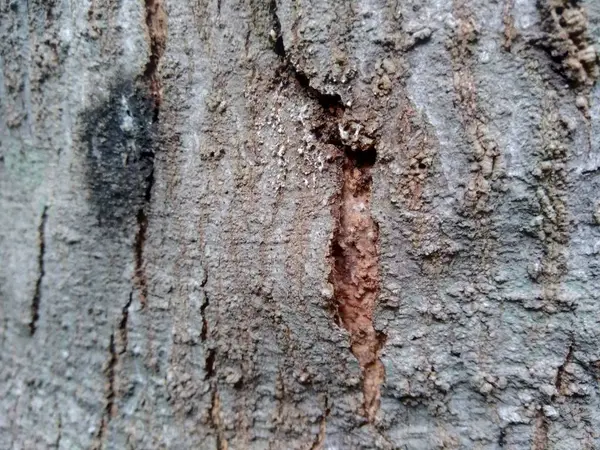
<box><xmin>329</xmin><ymin>155</ymin><xmax>384</xmax><ymax>422</ymax></box>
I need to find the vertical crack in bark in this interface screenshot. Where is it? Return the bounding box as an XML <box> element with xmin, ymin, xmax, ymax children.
<box><xmin>210</xmin><ymin>387</ymin><xmax>228</xmax><ymax>450</ymax></box>
<box><xmin>134</xmin><ymin>208</ymin><xmax>149</xmax><ymax>306</ymax></box>
<box><xmin>554</xmin><ymin>341</ymin><xmax>574</xmax><ymax>396</ymax></box>
<box><xmin>498</xmin><ymin>427</ymin><xmax>507</xmax><ymax>448</ymax></box>
<box><xmin>309</xmin><ymin>396</ymin><xmax>330</xmax><ymax>450</ymax></box>
<box><xmin>94</xmin><ymin>333</ymin><xmax>118</xmax><ymax>449</ymax></box>
<box><xmin>328</xmin><ymin>144</ymin><xmax>385</xmax><ymax>422</ymax></box>
<box><xmin>205</xmin><ymin>349</ymin><xmax>216</xmax><ymax>380</ymax></box>
<box><xmin>118</xmin><ymin>291</ymin><xmax>133</xmax><ymax>354</ymax></box>
<box><xmin>201</xmin><ymin>293</ymin><xmax>210</xmax><ymax>342</ymax></box>
<box><xmin>29</xmin><ymin>205</ymin><xmax>48</xmax><ymax>336</ymax></box>
<box><xmin>133</xmin><ymin>0</ymin><xmax>166</xmax><ymax>306</ymax></box>
<box><xmin>143</xmin><ymin>0</ymin><xmax>167</xmax><ymax>120</ymax></box>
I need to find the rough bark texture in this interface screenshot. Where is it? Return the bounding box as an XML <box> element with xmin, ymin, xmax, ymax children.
<box><xmin>2</xmin><ymin>0</ymin><xmax>600</xmax><ymax>449</ymax></box>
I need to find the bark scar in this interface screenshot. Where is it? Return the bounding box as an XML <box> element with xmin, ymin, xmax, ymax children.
<box><xmin>272</xmin><ymin>11</ymin><xmax>385</xmax><ymax>421</ymax></box>
<box><xmin>328</xmin><ymin>138</ymin><xmax>385</xmax><ymax>422</ymax></box>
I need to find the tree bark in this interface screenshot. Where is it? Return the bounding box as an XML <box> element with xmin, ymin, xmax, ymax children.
<box><xmin>1</xmin><ymin>0</ymin><xmax>600</xmax><ymax>448</ymax></box>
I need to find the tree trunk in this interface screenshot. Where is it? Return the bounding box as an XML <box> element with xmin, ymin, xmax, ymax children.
<box><xmin>1</xmin><ymin>0</ymin><xmax>600</xmax><ymax>448</ymax></box>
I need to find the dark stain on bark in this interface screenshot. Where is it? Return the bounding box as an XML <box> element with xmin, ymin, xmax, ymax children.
<box><xmin>79</xmin><ymin>79</ymin><xmax>156</xmax><ymax>230</ymax></box>
<box><xmin>29</xmin><ymin>205</ymin><xmax>48</xmax><ymax>336</ymax></box>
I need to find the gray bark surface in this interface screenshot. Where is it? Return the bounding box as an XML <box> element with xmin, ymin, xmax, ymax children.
<box><xmin>1</xmin><ymin>0</ymin><xmax>600</xmax><ymax>448</ymax></box>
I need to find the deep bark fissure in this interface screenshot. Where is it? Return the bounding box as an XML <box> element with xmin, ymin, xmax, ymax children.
<box><xmin>200</xmin><ymin>293</ymin><xmax>209</xmax><ymax>342</ymax></box>
<box><xmin>450</xmin><ymin>1</ymin><xmax>500</xmax><ymax>217</ymax></box>
<box><xmin>205</xmin><ymin>348</ymin><xmax>216</xmax><ymax>380</ymax></box>
<box><xmin>29</xmin><ymin>205</ymin><xmax>48</xmax><ymax>336</ymax></box>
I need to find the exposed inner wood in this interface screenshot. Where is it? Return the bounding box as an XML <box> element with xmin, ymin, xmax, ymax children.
<box><xmin>329</xmin><ymin>149</ymin><xmax>385</xmax><ymax>422</ymax></box>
